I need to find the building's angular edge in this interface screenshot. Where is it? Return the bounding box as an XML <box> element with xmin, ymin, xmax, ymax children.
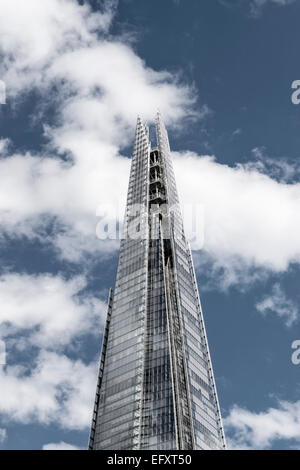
<box><xmin>88</xmin><ymin>288</ymin><xmax>114</xmax><ymax>450</ymax></box>
<box><xmin>89</xmin><ymin>117</ymin><xmax>151</xmax><ymax>450</ymax></box>
<box><xmin>155</xmin><ymin>113</ymin><xmax>227</xmax><ymax>449</ymax></box>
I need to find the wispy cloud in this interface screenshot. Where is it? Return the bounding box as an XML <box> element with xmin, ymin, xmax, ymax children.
<box><xmin>225</xmin><ymin>400</ymin><xmax>300</xmax><ymax>449</ymax></box>
<box><xmin>256</xmin><ymin>283</ymin><xmax>298</xmax><ymax>327</ymax></box>
<box><xmin>232</xmin><ymin>128</ymin><xmax>242</xmax><ymax>138</ymax></box>
<box><xmin>0</xmin><ymin>350</ymin><xmax>97</xmax><ymax>430</ymax></box>
<box><xmin>246</xmin><ymin>147</ymin><xmax>300</xmax><ymax>183</ymax></box>
<box><xmin>0</xmin><ymin>273</ymin><xmax>106</xmax><ymax>349</ymax></box>
<box><xmin>43</xmin><ymin>441</ymin><xmax>83</xmax><ymax>450</ymax></box>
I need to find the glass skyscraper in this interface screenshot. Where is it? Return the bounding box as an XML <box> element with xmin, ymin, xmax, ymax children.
<box><xmin>89</xmin><ymin>114</ymin><xmax>226</xmax><ymax>450</ymax></box>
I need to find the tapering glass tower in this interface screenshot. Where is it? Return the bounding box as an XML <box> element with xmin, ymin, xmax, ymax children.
<box><xmin>89</xmin><ymin>114</ymin><xmax>226</xmax><ymax>450</ymax></box>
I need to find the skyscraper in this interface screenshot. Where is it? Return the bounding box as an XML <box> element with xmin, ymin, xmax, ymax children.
<box><xmin>89</xmin><ymin>114</ymin><xmax>226</xmax><ymax>450</ymax></box>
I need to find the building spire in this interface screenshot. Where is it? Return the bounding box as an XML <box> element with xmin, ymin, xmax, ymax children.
<box><xmin>89</xmin><ymin>114</ymin><xmax>226</xmax><ymax>451</ymax></box>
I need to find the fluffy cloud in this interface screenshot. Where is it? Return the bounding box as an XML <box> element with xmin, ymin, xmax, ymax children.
<box><xmin>0</xmin><ymin>0</ymin><xmax>198</xmax><ymax>262</ymax></box>
<box><xmin>0</xmin><ymin>272</ymin><xmax>104</xmax><ymax>431</ymax></box>
<box><xmin>2</xmin><ymin>142</ymin><xmax>300</xmax><ymax>280</ymax></box>
<box><xmin>0</xmin><ymin>148</ymin><xmax>127</xmax><ymax>261</ymax></box>
<box><xmin>225</xmin><ymin>400</ymin><xmax>300</xmax><ymax>449</ymax></box>
<box><xmin>248</xmin><ymin>147</ymin><xmax>300</xmax><ymax>183</ymax></box>
<box><xmin>173</xmin><ymin>152</ymin><xmax>300</xmax><ymax>280</ymax></box>
<box><xmin>256</xmin><ymin>283</ymin><xmax>298</xmax><ymax>327</ymax></box>
<box><xmin>0</xmin><ymin>0</ymin><xmax>197</xmax><ymax>127</ymax></box>
<box><xmin>0</xmin><ymin>273</ymin><xmax>106</xmax><ymax>349</ymax></box>
<box><xmin>0</xmin><ymin>351</ymin><xmax>97</xmax><ymax>430</ymax></box>
<box><xmin>0</xmin><ymin>0</ymin><xmax>197</xmax><ymax>123</ymax></box>
<box><xmin>0</xmin><ymin>0</ymin><xmax>114</xmax><ymax>94</ymax></box>
<box><xmin>43</xmin><ymin>441</ymin><xmax>82</xmax><ymax>450</ymax></box>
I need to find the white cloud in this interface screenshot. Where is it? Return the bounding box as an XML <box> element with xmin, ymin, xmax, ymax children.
<box><xmin>43</xmin><ymin>441</ymin><xmax>82</xmax><ymax>450</ymax></box>
<box><xmin>0</xmin><ymin>272</ymin><xmax>105</xmax><ymax>431</ymax></box>
<box><xmin>256</xmin><ymin>283</ymin><xmax>298</xmax><ymax>327</ymax></box>
<box><xmin>0</xmin><ymin>0</ymin><xmax>114</xmax><ymax>94</ymax></box>
<box><xmin>47</xmin><ymin>43</ymin><xmax>198</xmax><ymax>130</ymax></box>
<box><xmin>0</xmin><ymin>0</ymin><xmax>197</xmax><ymax>126</ymax></box>
<box><xmin>0</xmin><ymin>351</ymin><xmax>97</xmax><ymax>430</ymax></box>
<box><xmin>0</xmin><ymin>273</ymin><xmax>106</xmax><ymax>349</ymax></box>
<box><xmin>225</xmin><ymin>400</ymin><xmax>300</xmax><ymax>449</ymax></box>
<box><xmin>248</xmin><ymin>147</ymin><xmax>300</xmax><ymax>183</ymax></box>
<box><xmin>173</xmin><ymin>152</ymin><xmax>300</xmax><ymax>283</ymax></box>
<box><xmin>0</xmin><ymin>139</ymin><xmax>10</xmax><ymax>154</ymax></box>
<box><xmin>192</xmin><ymin>250</ymin><xmax>270</xmax><ymax>292</ymax></box>
<box><xmin>220</xmin><ymin>0</ymin><xmax>297</xmax><ymax>17</ymax></box>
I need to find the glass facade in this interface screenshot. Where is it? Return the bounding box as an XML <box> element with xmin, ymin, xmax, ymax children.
<box><xmin>89</xmin><ymin>114</ymin><xmax>226</xmax><ymax>450</ymax></box>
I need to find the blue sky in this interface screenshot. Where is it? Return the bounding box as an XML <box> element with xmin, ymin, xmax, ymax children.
<box><xmin>0</xmin><ymin>0</ymin><xmax>300</xmax><ymax>450</ymax></box>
